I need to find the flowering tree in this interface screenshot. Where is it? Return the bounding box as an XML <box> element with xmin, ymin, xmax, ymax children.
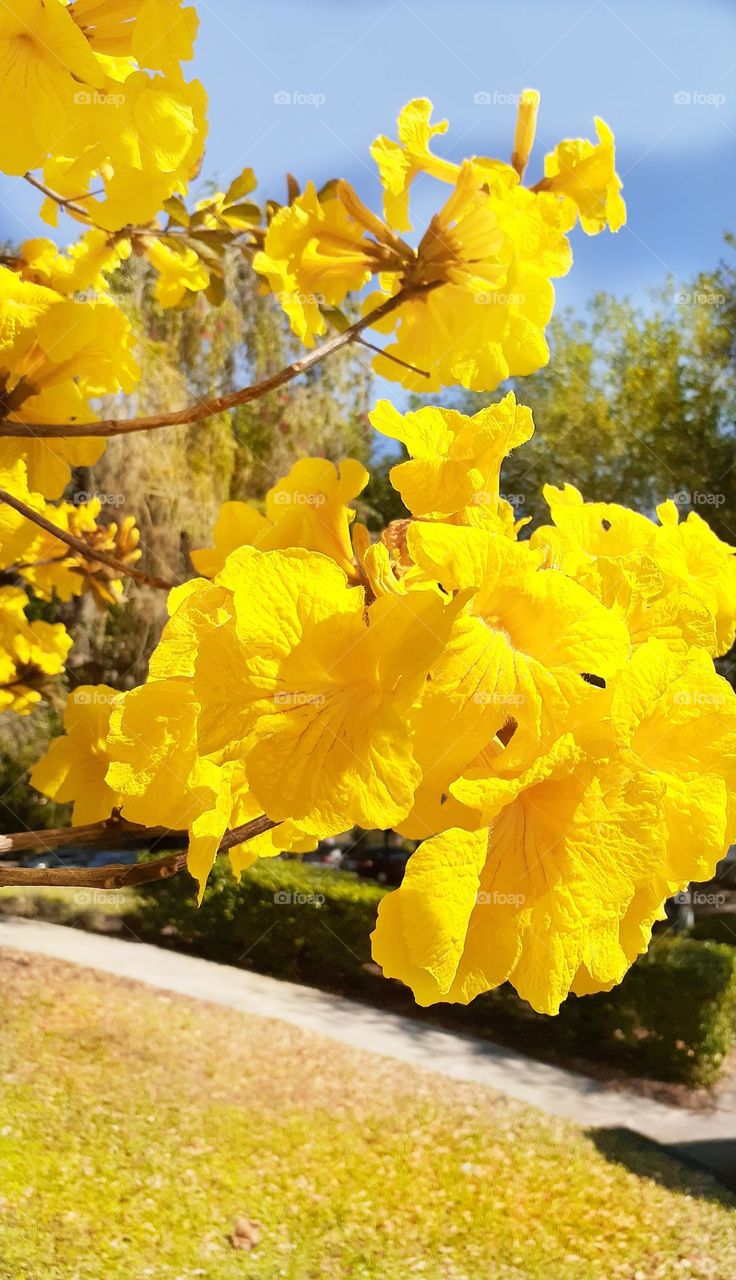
<box><xmin>0</xmin><ymin>0</ymin><xmax>735</xmax><ymax>1018</ymax></box>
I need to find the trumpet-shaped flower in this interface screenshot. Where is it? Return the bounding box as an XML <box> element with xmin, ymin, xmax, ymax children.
<box><xmin>540</xmin><ymin>118</ymin><xmax>626</xmax><ymax>235</ymax></box>
<box><xmin>0</xmin><ymin>269</ymin><xmax>139</xmax><ymax>495</ymax></box>
<box><xmin>19</xmin><ymin>231</ymin><xmax>132</xmax><ymax>296</ymax></box>
<box><xmin>191</xmin><ymin>458</ymin><xmax>368</xmax><ymax>581</ymax></box>
<box><xmin>30</xmin><ymin>684</ymin><xmax>121</xmax><ymax>818</ymax></box>
<box><xmin>371</xmin><ymin>393</ymin><xmax>533</xmax><ymax>531</ymax></box>
<box><xmin>0</xmin><ymin>0</ymin><xmax>106</xmax><ymax>175</ymax></box>
<box><xmin>372</xmin><ymin>736</ymin><xmax>669</xmax><ymax>1014</ymax></box>
<box><xmin>253</xmin><ymin>181</ymin><xmax>406</xmax><ymax>346</ymax></box>
<box><xmin>193</xmin><ymin>547</ymin><xmax>458</xmax><ymax>835</ymax></box>
<box><xmin>370</xmin><ymin>98</ymin><xmax>460</xmax><ymax>232</ymax></box>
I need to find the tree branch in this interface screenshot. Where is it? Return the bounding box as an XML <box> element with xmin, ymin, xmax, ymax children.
<box><xmin>0</xmin><ymin>487</ymin><xmax>178</xmax><ymax>591</ymax></box>
<box><xmin>0</xmin><ymin>814</ymin><xmax>278</xmax><ymax>890</ymax></box>
<box><xmin>0</xmin><ymin>285</ymin><xmax>436</xmax><ymax>440</ymax></box>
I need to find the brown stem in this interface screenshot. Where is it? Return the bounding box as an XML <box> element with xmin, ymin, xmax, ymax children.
<box><xmin>23</xmin><ymin>172</ymin><xmax>93</xmax><ymax>221</ymax></box>
<box><xmin>0</xmin><ymin>285</ymin><xmax>437</xmax><ymax>440</ymax></box>
<box><xmin>0</xmin><ymin>814</ymin><xmax>278</xmax><ymax>890</ymax></box>
<box><xmin>0</xmin><ymin>487</ymin><xmax>178</xmax><ymax>592</ymax></box>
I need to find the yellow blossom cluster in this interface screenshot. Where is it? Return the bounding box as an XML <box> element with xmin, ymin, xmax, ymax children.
<box><xmin>31</xmin><ymin>417</ymin><xmax>736</xmax><ymax>1012</ymax></box>
<box><xmin>0</xmin><ymin>0</ymin><xmax>206</xmax><ymax>233</ymax></box>
<box><xmin>253</xmin><ymin>97</ymin><xmax>626</xmax><ymax>391</ymax></box>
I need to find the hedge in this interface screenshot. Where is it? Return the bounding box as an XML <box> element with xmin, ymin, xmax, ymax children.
<box><xmin>4</xmin><ymin>859</ymin><xmax>736</xmax><ymax>1086</ymax></box>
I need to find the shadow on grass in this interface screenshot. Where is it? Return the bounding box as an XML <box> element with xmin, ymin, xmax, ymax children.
<box><xmin>588</xmin><ymin>1126</ymin><xmax>736</xmax><ymax>1201</ymax></box>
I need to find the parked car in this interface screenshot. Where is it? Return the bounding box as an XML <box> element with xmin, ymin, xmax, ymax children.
<box><xmin>86</xmin><ymin>849</ymin><xmax>139</xmax><ymax>869</ymax></box>
<box><xmin>354</xmin><ymin>847</ymin><xmax>411</xmax><ymax>886</ymax></box>
<box><xmin>22</xmin><ymin>845</ymin><xmax>95</xmax><ymax>870</ymax></box>
<box><xmin>302</xmin><ymin>842</ymin><xmax>344</xmax><ymax>867</ymax></box>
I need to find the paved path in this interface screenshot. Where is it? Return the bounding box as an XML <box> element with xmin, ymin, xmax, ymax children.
<box><xmin>1</xmin><ymin>917</ymin><xmax>734</xmax><ymax>1189</ymax></box>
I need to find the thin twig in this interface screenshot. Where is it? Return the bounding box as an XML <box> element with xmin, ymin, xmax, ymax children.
<box><xmin>0</xmin><ymin>814</ymin><xmax>278</xmax><ymax>890</ymax></box>
<box><xmin>0</xmin><ymin>285</ymin><xmax>437</xmax><ymax>440</ymax></box>
<box><xmin>23</xmin><ymin>172</ymin><xmax>93</xmax><ymax>221</ymax></box>
<box><xmin>0</xmin><ymin>487</ymin><xmax>178</xmax><ymax>591</ymax></box>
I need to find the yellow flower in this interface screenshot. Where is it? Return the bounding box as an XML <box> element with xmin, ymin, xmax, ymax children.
<box><xmin>511</xmin><ymin>89</ymin><xmax>540</xmax><ymax>179</ymax></box>
<box><xmin>371</xmin><ymin>392</ymin><xmax>533</xmax><ymax>530</ymax></box>
<box><xmin>105</xmin><ymin>678</ymin><xmax>222</xmax><ymax>831</ymax></box>
<box><xmin>0</xmin><ymin>585</ymin><xmax>72</xmax><ymax>713</ymax></box>
<box><xmin>370</xmin><ymin>98</ymin><xmax>460</xmax><ymax>232</ymax></box>
<box><xmin>144</xmin><ymin>238</ymin><xmax>210</xmax><ymax>307</ymax></box>
<box><xmin>191</xmin><ymin>458</ymin><xmax>369</xmax><ymax>581</ymax></box>
<box><xmin>653</xmin><ymin>501</ymin><xmax>736</xmax><ymax>657</ymax></box>
<box><xmin>364</xmin><ymin>162</ymin><xmax>563</xmax><ymax>393</ymax></box>
<box><xmin>30</xmin><ymin>685</ymin><xmax>121</xmax><ymax>820</ymax></box>
<box><xmin>0</xmin><ymin>460</ymin><xmax>45</xmax><ymax>570</ymax></box>
<box><xmin>372</xmin><ymin>736</ymin><xmax>670</xmax><ymax>1014</ymax></box>
<box><xmin>33</xmin><ymin>66</ymin><xmax>208</xmax><ymax>234</ymax></box>
<box><xmin>540</xmin><ymin>118</ymin><xmax>626</xmax><ymax>235</ymax></box>
<box><xmin>71</xmin><ymin>0</ymin><xmax>198</xmax><ymax>73</ymax></box>
<box><xmin>399</xmin><ymin>522</ymin><xmax>629</xmax><ymax>828</ymax></box>
<box><xmin>0</xmin><ymin>269</ymin><xmax>139</xmax><ymax>496</ymax></box>
<box><xmin>19</xmin><ymin>231</ymin><xmax>132</xmax><ymax>296</ymax></box>
<box><xmin>253</xmin><ymin>181</ymin><xmax>404</xmax><ymax>346</ymax></box>
<box><xmin>531</xmin><ymin>485</ymin><xmax>733</xmax><ymax>656</ymax></box>
<box><xmin>610</xmin><ymin>638</ymin><xmax>736</xmax><ymax>884</ymax></box>
<box><xmin>0</xmin><ymin>0</ymin><xmax>106</xmax><ymax>175</ymax></box>
<box><xmin>193</xmin><ymin>547</ymin><xmax>458</xmax><ymax>835</ymax></box>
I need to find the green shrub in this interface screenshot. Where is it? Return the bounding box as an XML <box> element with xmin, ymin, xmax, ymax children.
<box><xmin>556</xmin><ymin>937</ymin><xmax>736</xmax><ymax>1086</ymax></box>
<box><xmin>135</xmin><ymin>858</ymin><xmax>385</xmax><ymax>994</ymax></box>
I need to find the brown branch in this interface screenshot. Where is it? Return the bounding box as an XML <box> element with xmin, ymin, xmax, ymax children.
<box><xmin>0</xmin><ymin>814</ymin><xmax>278</xmax><ymax>890</ymax></box>
<box><xmin>0</xmin><ymin>487</ymin><xmax>178</xmax><ymax>591</ymax></box>
<box><xmin>0</xmin><ymin>812</ymin><xmax>172</xmax><ymax>856</ymax></box>
<box><xmin>0</xmin><ymin>285</ymin><xmax>437</xmax><ymax>440</ymax></box>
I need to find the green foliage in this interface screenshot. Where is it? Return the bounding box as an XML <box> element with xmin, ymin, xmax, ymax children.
<box><xmin>562</xmin><ymin>938</ymin><xmax>736</xmax><ymax>1086</ymax></box>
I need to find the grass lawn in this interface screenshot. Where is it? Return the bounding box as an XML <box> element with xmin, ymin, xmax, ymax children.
<box><xmin>0</xmin><ymin>952</ymin><xmax>735</xmax><ymax>1279</ymax></box>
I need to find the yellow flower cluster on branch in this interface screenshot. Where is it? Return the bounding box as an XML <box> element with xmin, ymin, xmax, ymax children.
<box><xmin>254</xmin><ymin>96</ymin><xmax>626</xmax><ymax>392</ymax></box>
<box><xmin>30</xmin><ymin>408</ymin><xmax>736</xmax><ymax>1012</ymax></box>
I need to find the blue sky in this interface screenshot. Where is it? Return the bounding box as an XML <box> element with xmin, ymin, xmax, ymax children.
<box><xmin>2</xmin><ymin>0</ymin><xmax>735</xmax><ymax>312</ymax></box>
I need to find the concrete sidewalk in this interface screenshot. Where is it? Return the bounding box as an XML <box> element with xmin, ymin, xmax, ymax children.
<box><xmin>1</xmin><ymin>916</ymin><xmax>733</xmax><ymax>1189</ymax></box>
